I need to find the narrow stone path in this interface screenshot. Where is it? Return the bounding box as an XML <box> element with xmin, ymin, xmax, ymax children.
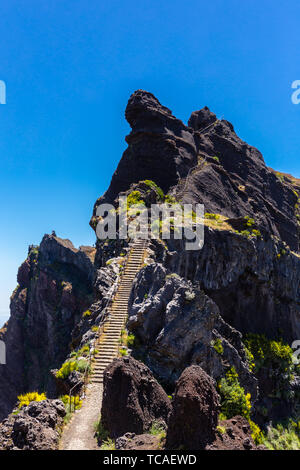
<box><xmin>59</xmin><ymin>382</ymin><xmax>103</xmax><ymax>450</ymax></box>
<box><xmin>59</xmin><ymin>239</ymin><xmax>148</xmax><ymax>450</ymax></box>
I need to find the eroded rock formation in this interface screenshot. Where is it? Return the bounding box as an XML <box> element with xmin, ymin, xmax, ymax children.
<box><xmin>101</xmin><ymin>356</ymin><xmax>171</xmax><ymax>438</ymax></box>
<box><xmin>0</xmin><ymin>399</ymin><xmax>65</xmax><ymax>450</ymax></box>
<box><xmin>166</xmin><ymin>365</ymin><xmax>220</xmax><ymax>449</ymax></box>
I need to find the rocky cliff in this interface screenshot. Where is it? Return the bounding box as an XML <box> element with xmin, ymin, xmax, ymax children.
<box><xmin>0</xmin><ymin>235</ymin><xmax>96</xmax><ymax>421</ymax></box>
<box><xmin>1</xmin><ymin>90</ymin><xmax>300</xmax><ymax>449</ymax></box>
<box><xmin>91</xmin><ymin>90</ymin><xmax>300</xmax><ymax>427</ymax></box>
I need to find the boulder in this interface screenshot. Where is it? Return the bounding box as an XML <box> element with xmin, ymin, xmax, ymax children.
<box><xmin>101</xmin><ymin>356</ymin><xmax>171</xmax><ymax>438</ymax></box>
<box><xmin>207</xmin><ymin>416</ymin><xmax>261</xmax><ymax>450</ymax></box>
<box><xmin>166</xmin><ymin>365</ymin><xmax>220</xmax><ymax>449</ymax></box>
<box><xmin>0</xmin><ymin>399</ymin><xmax>65</xmax><ymax>450</ymax></box>
<box><xmin>128</xmin><ymin>262</ymin><xmax>257</xmax><ymax>397</ymax></box>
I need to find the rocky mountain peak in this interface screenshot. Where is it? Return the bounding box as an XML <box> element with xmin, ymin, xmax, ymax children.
<box><xmin>188</xmin><ymin>106</ymin><xmax>218</xmax><ymax>131</ymax></box>
<box><xmin>125</xmin><ymin>89</ymin><xmax>173</xmax><ymax>126</ymax></box>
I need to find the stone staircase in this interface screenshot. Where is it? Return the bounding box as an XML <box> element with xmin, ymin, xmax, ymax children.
<box><xmin>91</xmin><ymin>239</ymin><xmax>148</xmax><ymax>384</ymax></box>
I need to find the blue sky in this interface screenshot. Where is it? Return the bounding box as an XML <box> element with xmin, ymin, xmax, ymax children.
<box><xmin>0</xmin><ymin>0</ymin><xmax>300</xmax><ymax>318</ymax></box>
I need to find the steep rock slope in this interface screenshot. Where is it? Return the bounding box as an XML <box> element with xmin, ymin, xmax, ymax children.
<box><xmin>0</xmin><ymin>234</ymin><xmax>95</xmax><ymax>421</ymax></box>
<box><xmin>92</xmin><ymin>90</ymin><xmax>299</xmax><ymax>251</ymax></box>
<box><xmin>89</xmin><ymin>90</ymin><xmax>300</xmax><ymax>426</ymax></box>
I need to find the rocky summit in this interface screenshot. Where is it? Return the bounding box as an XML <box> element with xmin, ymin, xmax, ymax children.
<box><xmin>1</xmin><ymin>90</ymin><xmax>300</xmax><ymax>450</ymax></box>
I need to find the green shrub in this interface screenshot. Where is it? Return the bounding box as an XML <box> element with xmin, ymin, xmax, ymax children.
<box><xmin>212</xmin><ymin>338</ymin><xmax>224</xmax><ymax>355</ymax></box>
<box><xmin>127</xmin><ymin>190</ymin><xmax>145</xmax><ymax>207</ymax></box>
<box><xmin>142</xmin><ymin>180</ymin><xmax>165</xmax><ymax>200</ymax></box>
<box><xmin>252</xmin><ymin>229</ymin><xmax>262</xmax><ymax>237</ymax></box>
<box><xmin>262</xmin><ymin>420</ymin><xmax>300</xmax><ymax>450</ymax></box>
<box><xmin>249</xmin><ymin>419</ymin><xmax>263</xmax><ymax>445</ymax></box>
<box><xmin>244</xmin><ymin>347</ymin><xmax>256</xmax><ymax>372</ymax></box>
<box><xmin>61</xmin><ymin>394</ymin><xmax>82</xmax><ymax>424</ymax></box>
<box><xmin>56</xmin><ymin>358</ymin><xmax>90</xmax><ymax>380</ymax></box>
<box><xmin>149</xmin><ymin>421</ymin><xmax>166</xmax><ymax>441</ymax></box>
<box><xmin>216</xmin><ymin>425</ymin><xmax>226</xmax><ymax>435</ymax></box>
<box><xmin>100</xmin><ymin>438</ymin><xmax>116</xmax><ymax>450</ymax></box>
<box><xmin>218</xmin><ymin>367</ymin><xmax>252</xmax><ymax>420</ymax></box>
<box><xmin>60</xmin><ymin>395</ymin><xmax>82</xmax><ymax>413</ymax></box>
<box><xmin>204</xmin><ymin>213</ymin><xmax>220</xmax><ymax>220</ymax></box>
<box><xmin>94</xmin><ymin>417</ymin><xmax>109</xmax><ymax>441</ymax></box>
<box><xmin>165</xmin><ymin>194</ymin><xmax>176</xmax><ymax>204</ymax></box>
<box><xmin>119</xmin><ymin>348</ymin><xmax>128</xmax><ymax>356</ymax></box>
<box><xmin>244</xmin><ymin>215</ymin><xmax>255</xmax><ymax>227</ymax></box>
<box><xmin>244</xmin><ymin>334</ymin><xmax>293</xmax><ymax>373</ymax></box>
<box><xmin>126</xmin><ymin>334</ymin><xmax>135</xmax><ymax>348</ymax></box>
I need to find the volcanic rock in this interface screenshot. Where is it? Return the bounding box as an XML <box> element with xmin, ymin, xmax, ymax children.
<box><xmin>166</xmin><ymin>365</ymin><xmax>220</xmax><ymax>449</ymax></box>
<box><xmin>101</xmin><ymin>356</ymin><xmax>171</xmax><ymax>438</ymax></box>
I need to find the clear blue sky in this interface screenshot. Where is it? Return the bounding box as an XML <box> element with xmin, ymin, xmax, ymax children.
<box><xmin>0</xmin><ymin>0</ymin><xmax>300</xmax><ymax>318</ymax></box>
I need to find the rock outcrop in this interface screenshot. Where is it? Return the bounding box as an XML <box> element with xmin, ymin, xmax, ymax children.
<box><xmin>166</xmin><ymin>365</ymin><xmax>220</xmax><ymax>450</ymax></box>
<box><xmin>0</xmin><ymin>399</ymin><xmax>65</xmax><ymax>450</ymax></box>
<box><xmin>92</xmin><ymin>90</ymin><xmax>299</xmax><ymax>251</ymax></box>
<box><xmin>128</xmin><ymin>261</ymin><xmax>257</xmax><ymax>396</ymax></box>
<box><xmin>0</xmin><ymin>234</ymin><xmax>95</xmax><ymax>421</ymax></box>
<box><xmin>207</xmin><ymin>416</ymin><xmax>259</xmax><ymax>450</ymax></box>
<box><xmin>1</xmin><ymin>90</ymin><xmax>300</xmax><ymax>449</ymax></box>
<box><xmin>101</xmin><ymin>356</ymin><xmax>171</xmax><ymax>438</ymax></box>
<box><xmin>94</xmin><ymin>90</ymin><xmax>198</xmax><ymax>207</ymax></box>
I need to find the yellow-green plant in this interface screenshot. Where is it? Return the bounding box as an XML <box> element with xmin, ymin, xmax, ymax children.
<box><xmin>83</xmin><ymin>309</ymin><xmax>92</xmax><ymax>318</ymax></box>
<box><xmin>218</xmin><ymin>367</ymin><xmax>251</xmax><ymax>420</ymax></box>
<box><xmin>17</xmin><ymin>392</ymin><xmax>46</xmax><ymax>409</ymax></box>
<box><xmin>56</xmin><ymin>358</ymin><xmax>90</xmax><ymax>380</ymax></box>
<box><xmin>216</xmin><ymin>425</ymin><xmax>226</xmax><ymax>435</ymax></box>
<box><xmin>262</xmin><ymin>420</ymin><xmax>300</xmax><ymax>450</ymax></box>
<box><xmin>205</xmin><ymin>213</ymin><xmax>220</xmax><ymax>220</ymax></box>
<box><xmin>127</xmin><ymin>190</ymin><xmax>145</xmax><ymax>207</ymax></box>
<box><xmin>100</xmin><ymin>438</ymin><xmax>116</xmax><ymax>450</ymax></box>
<box><xmin>244</xmin><ymin>334</ymin><xmax>293</xmax><ymax>373</ymax></box>
<box><xmin>212</xmin><ymin>338</ymin><xmax>224</xmax><ymax>355</ymax></box>
<box><xmin>142</xmin><ymin>180</ymin><xmax>164</xmax><ymax>200</ymax></box>
<box><xmin>249</xmin><ymin>419</ymin><xmax>263</xmax><ymax>445</ymax></box>
<box><xmin>60</xmin><ymin>394</ymin><xmax>82</xmax><ymax>411</ymax></box>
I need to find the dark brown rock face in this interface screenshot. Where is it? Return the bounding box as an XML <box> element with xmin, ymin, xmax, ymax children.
<box><xmin>166</xmin><ymin>365</ymin><xmax>220</xmax><ymax>450</ymax></box>
<box><xmin>0</xmin><ymin>399</ymin><xmax>65</xmax><ymax>450</ymax></box>
<box><xmin>101</xmin><ymin>356</ymin><xmax>171</xmax><ymax>438</ymax></box>
<box><xmin>206</xmin><ymin>416</ymin><xmax>259</xmax><ymax>450</ymax></box>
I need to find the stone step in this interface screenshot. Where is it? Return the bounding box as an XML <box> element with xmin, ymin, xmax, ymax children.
<box><xmin>101</xmin><ymin>339</ymin><xmax>120</xmax><ymax>343</ymax></box>
<box><xmin>105</xmin><ymin>327</ymin><xmax>124</xmax><ymax>331</ymax></box>
<box><xmin>94</xmin><ymin>365</ymin><xmax>111</xmax><ymax>371</ymax></box>
<box><xmin>94</xmin><ymin>355</ymin><xmax>116</xmax><ymax>360</ymax></box>
<box><xmin>93</xmin><ymin>368</ymin><xmax>110</xmax><ymax>374</ymax></box>
<box><xmin>94</xmin><ymin>365</ymin><xmax>110</xmax><ymax>371</ymax></box>
<box><xmin>94</xmin><ymin>357</ymin><xmax>115</xmax><ymax>362</ymax></box>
